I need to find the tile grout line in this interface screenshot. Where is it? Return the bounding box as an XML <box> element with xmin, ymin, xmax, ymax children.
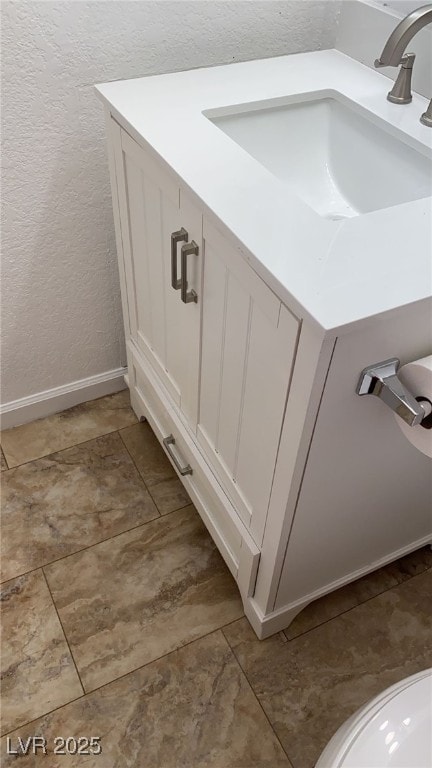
<box><xmin>41</xmin><ymin>568</ymin><xmax>86</xmax><ymax>696</ymax></box>
<box><xmin>1</xmin><ymin>623</ymin><xmax>246</xmax><ymax>739</ymax></box>
<box><xmin>282</xmin><ymin>568</ymin><xmax>432</xmax><ymax>643</ymax></box>
<box><xmin>3</xmin><ymin>401</ymin><xmax>430</xmax><ymax>751</ymax></box>
<box><xmin>0</xmin><ymin>404</ymin><xmax>139</xmax><ymax>470</ymax></box>
<box><xmin>146</xmin><ymin>487</ymin><xmax>192</xmax><ymax>518</ymax></box>
<box><xmin>4</xmin><ymin>404</ymin><xmax>279</xmax><ymax>743</ymax></box>
<box><xmin>0</xmin><ymin>502</ymin><xmax>199</xmax><ymax>587</ymax></box>
<box><xmin>0</xmin><ymin>419</ymin><xmax>200</xmax><ymax>587</ymax></box>
<box><xmin>221</xmin><ymin>626</ymin><xmax>295</xmax><ymax>767</ymax></box>
<box><xmin>79</xmin><ymin>624</ymin><xmax>245</xmax><ymax>700</ymax></box>
<box><xmin>118</xmin><ymin>428</ymin><xmax>193</xmax><ymax>517</ymax></box>
<box><xmin>1</xmin><ymin>448</ymin><xmax>9</xmax><ymax>471</ymax></box>
<box><xmin>0</xmin><ymin>692</ymin><xmax>88</xmax><ymax>741</ymax></box>
<box><xmin>0</xmin><ymin>519</ymin><xmax>156</xmax><ymax>587</ymax></box>
<box><xmin>117</xmin><ymin>426</ymin><xmax>194</xmax><ymax>516</ymax></box>
<box><xmin>117</xmin><ymin>425</ymin><xmax>171</xmax><ymax>492</ymax></box>
<box><xmin>150</xmin><ymin>497</ymin><xmax>192</xmax><ymax>518</ymax></box>
<box><xmin>118</xmin><ymin>423</ymin><xmax>149</xmax><ymax>485</ymax></box>
<box><xmin>4</xmin><ymin>552</ymin><xmax>430</xmax><ymax>637</ymax></box>
<box><xmin>4</xmin><ymin>566</ymin><xmax>429</xmax><ymax>736</ymax></box>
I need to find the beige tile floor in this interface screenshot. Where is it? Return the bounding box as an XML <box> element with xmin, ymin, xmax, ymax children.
<box><xmin>1</xmin><ymin>390</ymin><xmax>431</xmax><ymax>767</ymax></box>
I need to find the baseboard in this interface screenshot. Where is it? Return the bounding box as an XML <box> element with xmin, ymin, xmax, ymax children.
<box><xmin>0</xmin><ymin>367</ymin><xmax>128</xmax><ymax>430</ymax></box>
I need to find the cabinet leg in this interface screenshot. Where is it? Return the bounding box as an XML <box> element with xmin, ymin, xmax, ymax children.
<box><xmin>243</xmin><ymin>595</ymin><xmax>312</xmax><ymax>639</ymax></box>
<box><xmin>129</xmin><ymin>388</ymin><xmax>147</xmax><ymax>423</ymax></box>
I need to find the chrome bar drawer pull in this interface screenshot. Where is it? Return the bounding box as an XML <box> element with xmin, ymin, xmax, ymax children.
<box><xmin>171</xmin><ymin>228</ymin><xmax>188</xmax><ymax>290</ymax></box>
<box><xmin>180</xmin><ymin>241</ymin><xmax>199</xmax><ymax>304</ymax></box>
<box><xmin>163</xmin><ymin>435</ymin><xmax>193</xmax><ymax>475</ymax></box>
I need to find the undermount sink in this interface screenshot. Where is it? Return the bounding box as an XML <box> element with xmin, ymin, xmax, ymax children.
<box><xmin>206</xmin><ymin>94</ymin><xmax>432</xmax><ymax>219</ymax></box>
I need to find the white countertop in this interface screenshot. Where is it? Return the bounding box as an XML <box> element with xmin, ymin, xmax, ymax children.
<box><xmin>96</xmin><ymin>49</ymin><xmax>432</xmax><ymax>333</ymax></box>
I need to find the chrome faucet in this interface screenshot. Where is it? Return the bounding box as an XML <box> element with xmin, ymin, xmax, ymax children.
<box><xmin>374</xmin><ymin>4</ymin><xmax>432</xmax><ymax>126</ymax></box>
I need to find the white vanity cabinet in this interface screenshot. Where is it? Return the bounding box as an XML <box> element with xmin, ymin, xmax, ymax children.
<box><xmin>107</xmin><ymin>117</ymin><xmax>299</xmax><ymax>603</ymax></box>
<box><xmin>100</xmin><ymin>57</ymin><xmax>431</xmax><ymax>639</ymax></box>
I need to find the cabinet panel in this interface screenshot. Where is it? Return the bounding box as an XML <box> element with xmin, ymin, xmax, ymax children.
<box><xmin>124</xmin><ymin>158</ymin><xmax>165</xmax><ymax>365</ymax></box>
<box><xmin>198</xmin><ymin>220</ymin><xmax>300</xmax><ymax>544</ymax></box>
<box><xmin>141</xmin><ymin>174</ymin><xmax>167</xmax><ymax>367</ymax></box>
<box><xmin>217</xmin><ymin>273</ymin><xmax>251</xmax><ymax>474</ymax></box>
<box><xmin>275</xmin><ymin>308</ymin><xmax>432</xmax><ymax>610</ymax></box>
<box><xmin>120</xmin><ymin>135</ymin><xmax>181</xmax><ymax>405</ymax></box>
<box><xmin>113</xmin><ymin>123</ymin><xmax>201</xmax><ymax>426</ymax></box>
<box><xmin>236</xmin><ymin>304</ymin><xmax>298</xmax><ymax>543</ymax></box>
<box><xmin>198</xmin><ymin>242</ymin><xmax>226</xmax><ymax>444</ymax></box>
<box><xmin>177</xmin><ymin>189</ymin><xmax>203</xmax><ymax>429</ymax></box>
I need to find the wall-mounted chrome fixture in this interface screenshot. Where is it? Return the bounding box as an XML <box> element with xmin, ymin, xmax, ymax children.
<box><xmin>357</xmin><ymin>358</ymin><xmax>432</xmax><ymax>427</ymax></box>
<box><xmin>374</xmin><ymin>4</ymin><xmax>432</xmax><ymax>126</ymax></box>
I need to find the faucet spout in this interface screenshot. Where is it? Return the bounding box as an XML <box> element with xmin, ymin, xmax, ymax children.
<box><xmin>374</xmin><ymin>3</ymin><xmax>432</xmax><ymax>117</ymax></box>
<box><xmin>375</xmin><ymin>4</ymin><xmax>432</xmax><ymax>67</ymax></box>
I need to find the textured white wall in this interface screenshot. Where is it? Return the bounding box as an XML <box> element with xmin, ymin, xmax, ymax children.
<box><xmin>372</xmin><ymin>0</ymin><xmax>421</xmax><ymax>14</ymax></box>
<box><xmin>1</xmin><ymin>0</ymin><xmax>340</xmax><ymax>406</ymax></box>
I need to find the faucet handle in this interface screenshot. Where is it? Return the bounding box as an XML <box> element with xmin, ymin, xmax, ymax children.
<box><xmin>374</xmin><ymin>52</ymin><xmax>415</xmax><ymax>103</ymax></box>
<box><xmin>420</xmin><ymin>98</ymin><xmax>432</xmax><ymax>127</ymax></box>
<box><xmin>387</xmin><ymin>52</ymin><xmax>416</xmax><ymax>104</ymax></box>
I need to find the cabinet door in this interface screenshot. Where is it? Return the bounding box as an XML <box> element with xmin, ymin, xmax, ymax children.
<box><xmin>112</xmin><ymin>124</ymin><xmax>201</xmax><ymax>428</ymax></box>
<box><xmin>198</xmin><ymin>219</ymin><xmax>299</xmax><ymax>545</ymax></box>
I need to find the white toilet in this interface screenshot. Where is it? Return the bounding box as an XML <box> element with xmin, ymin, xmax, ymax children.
<box><xmin>316</xmin><ymin>669</ymin><xmax>432</xmax><ymax>768</ymax></box>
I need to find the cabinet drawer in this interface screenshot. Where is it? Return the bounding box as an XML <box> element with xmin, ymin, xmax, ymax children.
<box><xmin>132</xmin><ymin>357</ymin><xmax>172</xmax><ymax>439</ymax></box>
<box><xmin>163</xmin><ymin>405</ymin><xmax>242</xmax><ymax>579</ymax></box>
<box><xmin>129</xmin><ymin>340</ymin><xmax>260</xmax><ymax>595</ymax></box>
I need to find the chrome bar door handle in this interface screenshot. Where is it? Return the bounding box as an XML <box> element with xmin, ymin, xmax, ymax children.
<box><xmin>181</xmin><ymin>241</ymin><xmax>199</xmax><ymax>304</ymax></box>
<box><xmin>356</xmin><ymin>357</ymin><xmax>430</xmax><ymax>427</ymax></box>
<box><xmin>163</xmin><ymin>435</ymin><xmax>193</xmax><ymax>475</ymax></box>
<box><xmin>171</xmin><ymin>228</ymin><xmax>188</xmax><ymax>290</ymax></box>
